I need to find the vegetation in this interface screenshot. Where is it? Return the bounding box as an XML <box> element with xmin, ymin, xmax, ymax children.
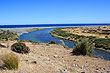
<box><xmin>72</xmin><ymin>39</ymin><xmax>93</xmax><ymax>56</ymax></box>
<box><xmin>26</xmin><ymin>28</ymin><xmax>43</xmax><ymax>32</ymax></box>
<box><xmin>50</xmin><ymin>28</ymin><xmax>96</xmax><ymax>42</ymax></box>
<box><xmin>60</xmin><ymin>40</ymin><xmax>69</xmax><ymax>48</ymax></box>
<box><xmin>48</xmin><ymin>41</ymin><xmax>57</xmax><ymax>44</ymax></box>
<box><xmin>0</xmin><ymin>52</ymin><xmax>19</xmax><ymax>70</ymax></box>
<box><xmin>50</xmin><ymin>28</ymin><xmax>110</xmax><ymax>52</ymax></box>
<box><xmin>11</xmin><ymin>42</ymin><xmax>30</xmax><ymax>54</ymax></box>
<box><xmin>0</xmin><ymin>30</ymin><xmax>18</xmax><ymax>41</ymax></box>
<box><xmin>94</xmin><ymin>38</ymin><xmax>110</xmax><ymax>50</ymax></box>
<box><xmin>17</xmin><ymin>39</ymin><xmax>39</xmax><ymax>44</ymax></box>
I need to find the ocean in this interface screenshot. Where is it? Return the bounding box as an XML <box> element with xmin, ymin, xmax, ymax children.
<box><xmin>0</xmin><ymin>24</ymin><xmax>110</xmax><ymax>28</ymax></box>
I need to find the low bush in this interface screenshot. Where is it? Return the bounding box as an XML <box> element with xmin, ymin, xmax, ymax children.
<box><xmin>0</xmin><ymin>52</ymin><xmax>19</xmax><ymax>70</ymax></box>
<box><xmin>49</xmin><ymin>41</ymin><xmax>57</xmax><ymax>44</ymax></box>
<box><xmin>94</xmin><ymin>38</ymin><xmax>110</xmax><ymax>50</ymax></box>
<box><xmin>0</xmin><ymin>30</ymin><xmax>18</xmax><ymax>41</ymax></box>
<box><xmin>72</xmin><ymin>40</ymin><xmax>93</xmax><ymax>56</ymax></box>
<box><xmin>11</xmin><ymin>42</ymin><xmax>30</xmax><ymax>54</ymax></box>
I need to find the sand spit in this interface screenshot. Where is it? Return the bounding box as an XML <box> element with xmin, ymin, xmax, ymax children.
<box><xmin>0</xmin><ymin>27</ymin><xmax>53</xmax><ymax>36</ymax></box>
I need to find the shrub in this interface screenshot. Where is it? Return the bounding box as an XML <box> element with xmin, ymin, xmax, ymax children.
<box><xmin>0</xmin><ymin>52</ymin><xmax>19</xmax><ymax>70</ymax></box>
<box><xmin>11</xmin><ymin>42</ymin><xmax>30</xmax><ymax>54</ymax></box>
<box><xmin>49</xmin><ymin>41</ymin><xmax>57</xmax><ymax>44</ymax></box>
<box><xmin>72</xmin><ymin>40</ymin><xmax>93</xmax><ymax>56</ymax></box>
<box><xmin>0</xmin><ymin>30</ymin><xmax>18</xmax><ymax>41</ymax></box>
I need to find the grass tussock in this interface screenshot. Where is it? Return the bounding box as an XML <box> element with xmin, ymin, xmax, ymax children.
<box><xmin>72</xmin><ymin>39</ymin><xmax>93</xmax><ymax>56</ymax></box>
<box><xmin>0</xmin><ymin>52</ymin><xmax>19</xmax><ymax>70</ymax></box>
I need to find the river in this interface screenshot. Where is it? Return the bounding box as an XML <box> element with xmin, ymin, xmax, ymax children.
<box><xmin>19</xmin><ymin>28</ymin><xmax>110</xmax><ymax>60</ymax></box>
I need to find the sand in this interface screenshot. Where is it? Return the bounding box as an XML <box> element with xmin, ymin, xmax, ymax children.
<box><xmin>0</xmin><ymin>41</ymin><xmax>109</xmax><ymax>73</ymax></box>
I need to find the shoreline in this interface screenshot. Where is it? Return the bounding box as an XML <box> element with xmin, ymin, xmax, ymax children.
<box><xmin>50</xmin><ymin>26</ymin><xmax>110</xmax><ymax>52</ymax></box>
<box><xmin>0</xmin><ymin>27</ymin><xmax>53</xmax><ymax>36</ymax></box>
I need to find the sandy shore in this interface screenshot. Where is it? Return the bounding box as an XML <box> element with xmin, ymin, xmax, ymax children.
<box><xmin>0</xmin><ymin>27</ymin><xmax>53</xmax><ymax>36</ymax></box>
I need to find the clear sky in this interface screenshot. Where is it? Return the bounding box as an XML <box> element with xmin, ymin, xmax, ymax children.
<box><xmin>0</xmin><ymin>0</ymin><xmax>110</xmax><ymax>25</ymax></box>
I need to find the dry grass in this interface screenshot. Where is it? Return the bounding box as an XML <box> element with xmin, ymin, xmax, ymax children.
<box><xmin>0</xmin><ymin>52</ymin><xmax>19</xmax><ymax>70</ymax></box>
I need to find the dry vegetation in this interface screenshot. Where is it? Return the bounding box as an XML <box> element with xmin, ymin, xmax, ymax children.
<box><xmin>0</xmin><ymin>49</ymin><xmax>19</xmax><ymax>70</ymax></box>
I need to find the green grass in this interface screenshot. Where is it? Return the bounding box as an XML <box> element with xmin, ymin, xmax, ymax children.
<box><xmin>0</xmin><ymin>53</ymin><xmax>19</xmax><ymax>70</ymax></box>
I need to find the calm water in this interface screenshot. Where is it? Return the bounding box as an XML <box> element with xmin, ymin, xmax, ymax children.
<box><xmin>19</xmin><ymin>28</ymin><xmax>110</xmax><ymax>60</ymax></box>
<box><xmin>0</xmin><ymin>24</ymin><xmax>110</xmax><ymax>28</ymax></box>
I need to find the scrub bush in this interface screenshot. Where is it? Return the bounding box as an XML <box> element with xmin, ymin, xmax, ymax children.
<box><xmin>11</xmin><ymin>42</ymin><xmax>30</xmax><ymax>54</ymax></box>
<box><xmin>72</xmin><ymin>40</ymin><xmax>93</xmax><ymax>56</ymax></box>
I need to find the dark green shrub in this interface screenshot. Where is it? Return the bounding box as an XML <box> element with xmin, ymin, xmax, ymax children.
<box><xmin>11</xmin><ymin>43</ymin><xmax>30</xmax><ymax>54</ymax></box>
<box><xmin>72</xmin><ymin>40</ymin><xmax>93</xmax><ymax>56</ymax></box>
<box><xmin>49</xmin><ymin>41</ymin><xmax>57</xmax><ymax>44</ymax></box>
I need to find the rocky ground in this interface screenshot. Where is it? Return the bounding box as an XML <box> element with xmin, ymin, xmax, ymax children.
<box><xmin>0</xmin><ymin>41</ymin><xmax>110</xmax><ymax>73</ymax></box>
<box><xmin>62</xmin><ymin>25</ymin><xmax>110</xmax><ymax>38</ymax></box>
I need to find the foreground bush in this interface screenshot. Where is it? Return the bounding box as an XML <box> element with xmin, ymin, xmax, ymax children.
<box><xmin>72</xmin><ymin>40</ymin><xmax>93</xmax><ymax>56</ymax></box>
<box><xmin>11</xmin><ymin>42</ymin><xmax>30</xmax><ymax>54</ymax></box>
<box><xmin>0</xmin><ymin>52</ymin><xmax>19</xmax><ymax>70</ymax></box>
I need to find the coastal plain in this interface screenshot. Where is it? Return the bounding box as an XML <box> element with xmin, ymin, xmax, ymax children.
<box><xmin>0</xmin><ymin>26</ymin><xmax>110</xmax><ymax>73</ymax></box>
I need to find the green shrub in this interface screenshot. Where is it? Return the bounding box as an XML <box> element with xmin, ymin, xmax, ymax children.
<box><xmin>72</xmin><ymin>40</ymin><xmax>93</xmax><ymax>56</ymax></box>
<box><xmin>94</xmin><ymin>38</ymin><xmax>110</xmax><ymax>50</ymax></box>
<box><xmin>11</xmin><ymin>42</ymin><xmax>30</xmax><ymax>54</ymax></box>
<box><xmin>0</xmin><ymin>30</ymin><xmax>18</xmax><ymax>41</ymax></box>
<box><xmin>0</xmin><ymin>52</ymin><xmax>19</xmax><ymax>70</ymax></box>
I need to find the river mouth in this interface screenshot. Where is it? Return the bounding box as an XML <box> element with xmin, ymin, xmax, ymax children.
<box><xmin>19</xmin><ymin>28</ymin><xmax>110</xmax><ymax>60</ymax></box>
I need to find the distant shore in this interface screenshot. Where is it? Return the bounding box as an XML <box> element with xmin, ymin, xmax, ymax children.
<box><xmin>0</xmin><ymin>27</ymin><xmax>53</xmax><ymax>36</ymax></box>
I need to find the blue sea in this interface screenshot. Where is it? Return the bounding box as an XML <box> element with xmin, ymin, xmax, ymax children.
<box><xmin>0</xmin><ymin>24</ymin><xmax>110</xmax><ymax>28</ymax></box>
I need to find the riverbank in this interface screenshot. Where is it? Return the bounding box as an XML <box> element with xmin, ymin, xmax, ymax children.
<box><xmin>0</xmin><ymin>27</ymin><xmax>110</xmax><ymax>72</ymax></box>
<box><xmin>50</xmin><ymin>26</ymin><xmax>110</xmax><ymax>52</ymax></box>
<box><xmin>0</xmin><ymin>41</ymin><xmax>110</xmax><ymax>73</ymax></box>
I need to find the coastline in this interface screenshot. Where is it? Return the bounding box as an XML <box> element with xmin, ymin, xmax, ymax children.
<box><xmin>0</xmin><ymin>26</ymin><xmax>110</xmax><ymax>73</ymax></box>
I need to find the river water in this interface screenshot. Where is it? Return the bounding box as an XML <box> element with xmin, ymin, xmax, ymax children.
<box><xmin>19</xmin><ymin>28</ymin><xmax>110</xmax><ymax>60</ymax></box>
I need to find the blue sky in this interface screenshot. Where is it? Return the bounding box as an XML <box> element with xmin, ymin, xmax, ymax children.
<box><xmin>0</xmin><ymin>0</ymin><xmax>110</xmax><ymax>25</ymax></box>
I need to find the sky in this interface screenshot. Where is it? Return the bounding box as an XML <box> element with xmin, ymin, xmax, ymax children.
<box><xmin>0</xmin><ymin>0</ymin><xmax>110</xmax><ymax>25</ymax></box>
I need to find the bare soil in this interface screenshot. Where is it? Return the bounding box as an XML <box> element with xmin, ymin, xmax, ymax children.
<box><xmin>0</xmin><ymin>41</ymin><xmax>110</xmax><ymax>73</ymax></box>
